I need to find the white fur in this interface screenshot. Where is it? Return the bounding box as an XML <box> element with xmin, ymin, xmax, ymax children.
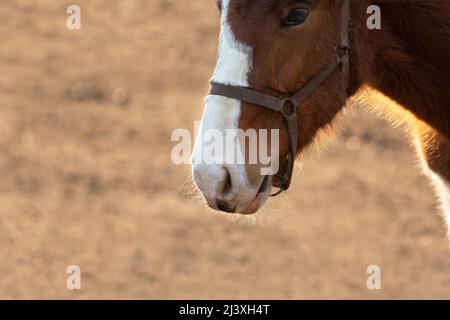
<box><xmin>192</xmin><ymin>0</ymin><xmax>257</xmax><ymax>210</ymax></box>
<box><xmin>426</xmin><ymin>169</ymin><xmax>450</xmax><ymax>238</ymax></box>
<box><xmin>416</xmin><ymin>139</ymin><xmax>450</xmax><ymax>241</ymax></box>
<box><xmin>202</xmin><ymin>0</ymin><xmax>252</xmax><ymax>149</ymax></box>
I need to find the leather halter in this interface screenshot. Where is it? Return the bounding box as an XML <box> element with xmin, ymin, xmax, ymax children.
<box><xmin>209</xmin><ymin>0</ymin><xmax>351</xmax><ymax>196</ymax></box>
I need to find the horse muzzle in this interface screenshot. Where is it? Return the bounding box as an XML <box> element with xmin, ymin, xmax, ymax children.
<box><xmin>192</xmin><ymin>164</ymin><xmax>272</xmax><ymax>214</ymax></box>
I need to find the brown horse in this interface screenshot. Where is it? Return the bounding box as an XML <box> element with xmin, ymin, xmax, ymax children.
<box><xmin>191</xmin><ymin>0</ymin><xmax>450</xmax><ymax>235</ymax></box>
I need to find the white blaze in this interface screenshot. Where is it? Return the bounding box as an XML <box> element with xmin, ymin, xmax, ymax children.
<box><xmin>192</xmin><ymin>0</ymin><xmax>253</xmax><ymax>188</ymax></box>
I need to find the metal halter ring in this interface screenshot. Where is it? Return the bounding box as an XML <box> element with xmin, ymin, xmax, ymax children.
<box><xmin>280</xmin><ymin>98</ymin><xmax>297</xmax><ymax>118</ymax></box>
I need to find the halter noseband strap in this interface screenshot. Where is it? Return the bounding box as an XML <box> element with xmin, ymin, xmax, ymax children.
<box><xmin>209</xmin><ymin>0</ymin><xmax>351</xmax><ymax>196</ymax></box>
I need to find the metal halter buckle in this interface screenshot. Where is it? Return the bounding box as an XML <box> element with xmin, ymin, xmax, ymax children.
<box><xmin>335</xmin><ymin>44</ymin><xmax>350</xmax><ymax>59</ymax></box>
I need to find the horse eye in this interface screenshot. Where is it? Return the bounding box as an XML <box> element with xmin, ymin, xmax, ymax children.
<box><xmin>282</xmin><ymin>8</ymin><xmax>310</xmax><ymax>27</ymax></box>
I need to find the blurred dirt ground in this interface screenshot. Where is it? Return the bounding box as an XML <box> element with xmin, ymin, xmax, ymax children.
<box><xmin>0</xmin><ymin>0</ymin><xmax>449</xmax><ymax>299</ymax></box>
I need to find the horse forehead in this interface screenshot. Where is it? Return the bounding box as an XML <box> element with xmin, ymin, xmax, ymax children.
<box><xmin>220</xmin><ymin>0</ymin><xmax>252</xmax><ymax>43</ymax></box>
<box><xmin>222</xmin><ymin>0</ymin><xmax>270</xmax><ymax>44</ymax></box>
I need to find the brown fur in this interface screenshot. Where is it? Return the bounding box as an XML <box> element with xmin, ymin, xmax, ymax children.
<box><xmin>224</xmin><ymin>0</ymin><xmax>450</xmax><ymax>186</ymax></box>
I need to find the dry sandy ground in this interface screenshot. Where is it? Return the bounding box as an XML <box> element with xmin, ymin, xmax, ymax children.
<box><xmin>0</xmin><ymin>0</ymin><xmax>449</xmax><ymax>299</ymax></box>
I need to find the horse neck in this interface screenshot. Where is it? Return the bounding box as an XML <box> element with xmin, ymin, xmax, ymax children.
<box><xmin>351</xmin><ymin>0</ymin><xmax>450</xmax><ymax>138</ymax></box>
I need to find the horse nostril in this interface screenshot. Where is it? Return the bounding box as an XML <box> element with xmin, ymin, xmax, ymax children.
<box><xmin>216</xmin><ymin>200</ymin><xmax>235</xmax><ymax>213</ymax></box>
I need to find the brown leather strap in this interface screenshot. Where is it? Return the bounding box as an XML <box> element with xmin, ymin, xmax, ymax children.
<box><xmin>339</xmin><ymin>0</ymin><xmax>351</xmax><ymax>91</ymax></box>
<box><xmin>208</xmin><ymin>0</ymin><xmax>351</xmax><ymax>196</ymax></box>
<box><xmin>209</xmin><ymin>83</ymin><xmax>284</xmax><ymax>112</ymax></box>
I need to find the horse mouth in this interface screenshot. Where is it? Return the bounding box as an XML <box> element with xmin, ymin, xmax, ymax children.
<box><xmin>258</xmin><ymin>175</ymin><xmax>272</xmax><ymax>194</ymax></box>
<box><xmin>238</xmin><ymin>175</ymin><xmax>272</xmax><ymax>215</ymax></box>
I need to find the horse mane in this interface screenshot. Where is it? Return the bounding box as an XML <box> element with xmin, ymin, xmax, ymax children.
<box><xmin>367</xmin><ymin>0</ymin><xmax>450</xmax><ymax>138</ymax></box>
<box><xmin>379</xmin><ymin>0</ymin><xmax>450</xmax><ymax>72</ymax></box>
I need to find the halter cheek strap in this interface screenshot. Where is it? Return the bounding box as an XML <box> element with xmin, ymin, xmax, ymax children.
<box><xmin>209</xmin><ymin>0</ymin><xmax>351</xmax><ymax>196</ymax></box>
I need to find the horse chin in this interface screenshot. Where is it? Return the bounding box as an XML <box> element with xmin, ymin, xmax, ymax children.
<box><xmin>236</xmin><ymin>175</ymin><xmax>272</xmax><ymax>215</ymax></box>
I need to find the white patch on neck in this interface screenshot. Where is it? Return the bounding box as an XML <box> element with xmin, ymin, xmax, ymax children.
<box><xmin>416</xmin><ymin>138</ymin><xmax>450</xmax><ymax>241</ymax></box>
<box><xmin>429</xmin><ymin>173</ymin><xmax>450</xmax><ymax>227</ymax></box>
<box><xmin>192</xmin><ymin>0</ymin><xmax>253</xmax><ymax>186</ymax></box>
